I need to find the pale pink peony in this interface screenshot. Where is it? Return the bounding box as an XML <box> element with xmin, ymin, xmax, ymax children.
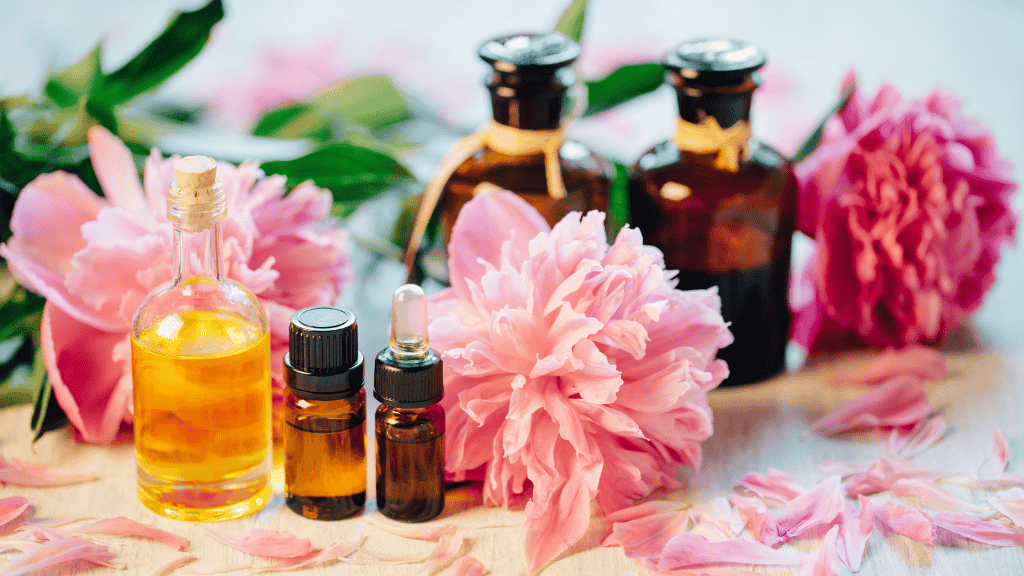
<box><xmin>0</xmin><ymin>126</ymin><xmax>350</xmax><ymax>444</ymax></box>
<box><xmin>426</xmin><ymin>191</ymin><xmax>732</xmax><ymax>573</ymax></box>
<box><xmin>792</xmin><ymin>73</ymin><xmax>1018</xmax><ymax>350</ymax></box>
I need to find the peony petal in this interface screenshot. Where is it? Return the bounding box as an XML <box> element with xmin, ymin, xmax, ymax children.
<box><xmin>892</xmin><ymin>478</ymin><xmax>989</xmax><ymax>512</ymax></box>
<box><xmin>523</xmin><ymin>472</ymin><xmax>593</xmax><ymax>573</ymax></box>
<box><xmin>837</xmin><ymin>345</ymin><xmax>949</xmax><ymax>385</ymax></box>
<box><xmin>734</xmin><ymin>468</ymin><xmax>807</xmax><ymax>505</ymax></box>
<box><xmin>810</xmin><ymin>376</ymin><xmax>935</xmax><ymax>436</ymax></box>
<box><xmin>727</xmin><ymin>495</ymin><xmax>776</xmax><ymax>544</ymax></box>
<box><xmin>40</xmin><ymin>303</ymin><xmax>132</xmax><ymax>445</ymax></box>
<box><xmin>0</xmin><ymin>496</ymin><xmax>31</xmax><ymax>529</ymax></box>
<box><xmin>799</xmin><ymin>524</ymin><xmax>839</xmax><ymax>576</ymax></box>
<box><xmin>933</xmin><ymin>511</ymin><xmax>1024</xmax><ymax>546</ymax></box>
<box><xmin>87</xmin><ymin>126</ymin><xmax>152</xmax><ymax>224</ymax></box>
<box><xmin>875</xmin><ymin>501</ymin><xmax>935</xmax><ymax>547</ymax></box>
<box><xmin>151</xmin><ymin>554</ymin><xmax>196</xmax><ymax>576</ymax></box>
<box><xmin>262</xmin><ymin>537</ymin><xmax>364</xmax><ymax>572</ymax></box>
<box><xmin>989</xmin><ymin>498</ymin><xmax>1024</xmax><ymax>529</ymax></box>
<box><xmin>843</xmin><ymin>458</ymin><xmax>945</xmax><ymax>497</ymax></box>
<box><xmin>74</xmin><ymin>516</ymin><xmax>189</xmax><ymax>550</ymax></box>
<box><xmin>444</xmin><ymin>556</ymin><xmax>486</xmax><ymax>576</ymax></box>
<box><xmin>946</xmin><ymin>473</ymin><xmax>1024</xmax><ymax>490</ymax></box>
<box><xmin>0</xmin><ymin>534</ymin><xmax>116</xmax><ymax>576</ymax></box>
<box><xmin>602</xmin><ymin>510</ymin><xmax>688</xmax><ymax>560</ymax></box>
<box><xmin>0</xmin><ymin>457</ymin><xmax>97</xmax><ymax>488</ymax></box>
<box><xmin>367</xmin><ymin>516</ymin><xmax>457</xmax><ymax>541</ymax></box>
<box><xmin>836</xmin><ymin>497</ymin><xmax>873</xmax><ymax>572</ymax></box>
<box><xmin>657</xmin><ymin>532</ymin><xmax>800</xmax><ymax>570</ymax></box>
<box><xmin>773</xmin><ymin>476</ymin><xmax>845</xmax><ymax>543</ymax></box>
<box><xmin>601</xmin><ymin>500</ymin><xmax>690</xmax><ymax>525</ymax></box>
<box><xmin>352</xmin><ymin>532</ymin><xmax>463</xmax><ymax>565</ymax></box>
<box><xmin>203</xmin><ymin>528</ymin><xmax>312</xmax><ymax>558</ymax></box>
<box><xmin>898</xmin><ymin>416</ymin><xmax>948</xmax><ymax>458</ymax></box>
<box><xmin>990</xmin><ymin>429</ymin><xmax>1010</xmax><ymax>473</ymax></box>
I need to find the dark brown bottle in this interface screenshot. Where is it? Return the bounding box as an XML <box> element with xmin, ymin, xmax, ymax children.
<box><xmin>630</xmin><ymin>39</ymin><xmax>797</xmax><ymax>386</ymax></box>
<box><xmin>405</xmin><ymin>32</ymin><xmax>612</xmax><ymax>277</ymax></box>
<box><xmin>374</xmin><ymin>284</ymin><xmax>445</xmax><ymax>522</ymax></box>
<box><xmin>283</xmin><ymin>306</ymin><xmax>367</xmax><ymax>520</ymax></box>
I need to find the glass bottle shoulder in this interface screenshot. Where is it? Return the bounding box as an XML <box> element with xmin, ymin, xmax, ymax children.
<box><xmin>632</xmin><ymin>139</ymin><xmax>794</xmax><ymax>203</ymax></box>
<box><xmin>450</xmin><ymin>139</ymin><xmax>613</xmax><ymax>191</ymax></box>
<box><xmin>375</xmin><ymin>404</ymin><xmax>445</xmax><ymax>443</ymax></box>
<box><xmin>131</xmin><ymin>278</ymin><xmax>269</xmax><ymax>352</ymax></box>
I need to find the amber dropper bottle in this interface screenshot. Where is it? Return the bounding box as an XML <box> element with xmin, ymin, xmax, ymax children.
<box><xmin>283</xmin><ymin>306</ymin><xmax>366</xmax><ymax>520</ymax></box>
<box><xmin>374</xmin><ymin>284</ymin><xmax>445</xmax><ymax>522</ymax></box>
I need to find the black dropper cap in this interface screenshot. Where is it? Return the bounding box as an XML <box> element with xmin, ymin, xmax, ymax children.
<box><xmin>479</xmin><ymin>32</ymin><xmax>580</xmax><ymax>130</ymax></box>
<box><xmin>374</xmin><ymin>284</ymin><xmax>443</xmax><ymax>409</ymax></box>
<box><xmin>663</xmin><ymin>38</ymin><xmax>767</xmax><ymax>128</ymax></box>
<box><xmin>284</xmin><ymin>306</ymin><xmax>364</xmax><ymax>399</ymax></box>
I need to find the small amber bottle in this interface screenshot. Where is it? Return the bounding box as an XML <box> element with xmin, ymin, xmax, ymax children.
<box><xmin>630</xmin><ymin>39</ymin><xmax>797</xmax><ymax>386</ymax></box>
<box><xmin>374</xmin><ymin>285</ymin><xmax>445</xmax><ymax>523</ymax></box>
<box><xmin>283</xmin><ymin>306</ymin><xmax>366</xmax><ymax>520</ymax></box>
<box><xmin>404</xmin><ymin>32</ymin><xmax>612</xmax><ymax>276</ymax></box>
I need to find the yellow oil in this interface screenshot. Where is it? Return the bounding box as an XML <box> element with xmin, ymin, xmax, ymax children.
<box><xmin>132</xmin><ymin>309</ymin><xmax>271</xmax><ymax>521</ymax></box>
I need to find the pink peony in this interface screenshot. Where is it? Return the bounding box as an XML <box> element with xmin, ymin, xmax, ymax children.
<box><xmin>426</xmin><ymin>191</ymin><xmax>732</xmax><ymax>573</ymax></box>
<box><xmin>792</xmin><ymin>73</ymin><xmax>1018</xmax><ymax>350</ymax></box>
<box><xmin>0</xmin><ymin>126</ymin><xmax>350</xmax><ymax>444</ymax></box>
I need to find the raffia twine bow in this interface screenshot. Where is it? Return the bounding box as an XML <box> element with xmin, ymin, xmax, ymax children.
<box><xmin>403</xmin><ymin>121</ymin><xmax>565</xmax><ymax>272</ymax></box>
<box><xmin>673</xmin><ymin>117</ymin><xmax>751</xmax><ymax>172</ymax></box>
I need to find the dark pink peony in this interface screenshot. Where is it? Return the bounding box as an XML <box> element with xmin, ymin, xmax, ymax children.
<box><xmin>427</xmin><ymin>191</ymin><xmax>731</xmax><ymax>572</ymax></box>
<box><xmin>792</xmin><ymin>74</ymin><xmax>1018</xmax><ymax>350</ymax></box>
<box><xmin>0</xmin><ymin>126</ymin><xmax>350</xmax><ymax>444</ymax></box>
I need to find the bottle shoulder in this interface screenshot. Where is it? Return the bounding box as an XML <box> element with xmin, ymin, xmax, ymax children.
<box><xmin>132</xmin><ymin>277</ymin><xmax>269</xmax><ymax>342</ymax></box>
<box><xmin>451</xmin><ymin>139</ymin><xmax>613</xmax><ymax>185</ymax></box>
<box><xmin>633</xmin><ymin>140</ymin><xmax>792</xmax><ymax>176</ymax></box>
<box><xmin>375</xmin><ymin>404</ymin><xmax>445</xmax><ymax>439</ymax></box>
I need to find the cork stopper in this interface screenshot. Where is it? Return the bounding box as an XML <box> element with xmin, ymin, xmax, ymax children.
<box><xmin>167</xmin><ymin>155</ymin><xmax>225</xmax><ymax>231</ymax></box>
<box><xmin>173</xmin><ymin>156</ymin><xmax>217</xmax><ymax>189</ymax></box>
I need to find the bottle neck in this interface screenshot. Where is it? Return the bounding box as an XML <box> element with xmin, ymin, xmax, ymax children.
<box><xmin>172</xmin><ymin>223</ymin><xmax>223</xmax><ymax>286</ymax></box>
<box><xmin>675</xmin><ymin>87</ymin><xmax>755</xmax><ymax>130</ymax></box>
<box><xmin>489</xmin><ymin>92</ymin><xmax>565</xmax><ymax>130</ymax></box>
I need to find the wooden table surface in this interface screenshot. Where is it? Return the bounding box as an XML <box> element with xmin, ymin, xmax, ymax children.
<box><xmin>2</xmin><ymin>339</ymin><xmax>1022</xmax><ymax>576</ymax></box>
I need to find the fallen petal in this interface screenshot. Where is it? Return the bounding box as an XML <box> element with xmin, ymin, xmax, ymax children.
<box><xmin>445</xmin><ymin>556</ymin><xmax>487</xmax><ymax>576</ymax></box>
<box><xmin>602</xmin><ymin>511</ymin><xmax>688</xmax><ymax>560</ymax></box>
<box><xmin>0</xmin><ymin>534</ymin><xmax>115</xmax><ymax>576</ymax></box>
<box><xmin>836</xmin><ymin>497</ymin><xmax>873</xmax><ymax>572</ymax></box>
<box><xmin>892</xmin><ymin>478</ymin><xmax>989</xmax><ymax>513</ymax></box>
<box><xmin>945</xmin><ymin>473</ymin><xmax>1024</xmax><ymax>490</ymax></box>
<box><xmin>657</xmin><ymin>532</ymin><xmax>801</xmax><ymax>570</ymax></box>
<box><xmin>0</xmin><ymin>457</ymin><xmax>98</xmax><ymax>487</ymax></box>
<box><xmin>800</xmin><ymin>524</ymin><xmax>839</xmax><ymax>576</ymax></box>
<box><xmin>728</xmin><ymin>495</ymin><xmax>776</xmax><ymax>544</ymax></box>
<box><xmin>989</xmin><ymin>498</ymin><xmax>1024</xmax><ymax>529</ymax></box>
<box><xmin>875</xmin><ymin>501</ymin><xmax>936</xmax><ymax>547</ymax></box>
<box><xmin>837</xmin><ymin>346</ymin><xmax>948</xmax><ymax>386</ymax></box>
<box><xmin>151</xmin><ymin>554</ymin><xmax>196</xmax><ymax>576</ymax></box>
<box><xmin>844</xmin><ymin>458</ymin><xmax>945</xmax><ymax>497</ymax></box>
<box><xmin>810</xmin><ymin>377</ymin><xmax>935</xmax><ymax>436</ymax></box>
<box><xmin>0</xmin><ymin>497</ymin><xmax>31</xmax><ymax>530</ymax></box>
<box><xmin>933</xmin><ymin>511</ymin><xmax>1024</xmax><ymax>546</ymax></box>
<box><xmin>262</xmin><ymin>537</ymin><xmax>364</xmax><ymax>572</ymax></box>
<box><xmin>899</xmin><ymin>416</ymin><xmax>949</xmax><ymax>458</ymax></box>
<box><xmin>75</xmin><ymin>516</ymin><xmax>189</xmax><ymax>550</ymax></box>
<box><xmin>204</xmin><ymin>528</ymin><xmax>312</xmax><ymax>558</ymax></box>
<box><xmin>602</xmin><ymin>500</ymin><xmax>689</xmax><ymax>525</ymax></box>
<box><xmin>735</xmin><ymin>468</ymin><xmax>807</xmax><ymax>504</ymax></box>
<box><xmin>990</xmin><ymin>429</ymin><xmax>1010</xmax><ymax>473</ymax></box>
<box><xmin>774</xmin><ymin>476</ymin><xmax>844</xmax><ymax>543</ymax></box>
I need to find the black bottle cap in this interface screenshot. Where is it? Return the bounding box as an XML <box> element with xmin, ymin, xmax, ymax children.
<box><xmin>374</xmin><ymin>349</ymin><xmax>443</xmax><ymax>409</ymax></box>
<box><xmin>284</xmin><ymin>306</ymin><xmax>364</xmax><ymax>398</ymax></box>
<box><xmin>664</xmin><ymin>38</ymin><xmax>767</xmax><ymax>88</ymax></box>
<box><xmin>479</xmin><ymin>32</ymin><xmax>580</xmax><ymax>130</ymax></box>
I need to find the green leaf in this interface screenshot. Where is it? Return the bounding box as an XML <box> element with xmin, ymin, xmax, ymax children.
<box><xmin>319</xmin><ymin>75</ymin><xmax>411</xmax><ymax>129</ymax></box>
<box><xmin>252</xmin><ymin>102</ymin><xmax>330</xmax><ymax>141</ymax></box>
<box><xmin>608</xmin><ymin>162</ymin><xmax>631</xmax><ymax>234</ymax></box>
<box><xmin>98</xmin><ymin>0</ymin><xmax>224</xmax><ymax>105</ymax></box>
<box><xmin>0</xmin><ymin>288</ymin><xmax>45</xmax><ymax>343</ymax></box>
<box><xmin>790</xmin><ymin>79</ymin><xmax>856</xmax><ymax>164</ymax></box>
<box><xmin>554</xmin><ymin>0</ymin><xmax>589</xmax><ymax>43</ymax></box>
<box><xmin>30</xmin><ymin>349</ymin><xmax>67</xmax><ymax>442</ymax></box>
<box><xmin>584</xmin><ymin>63</ymin><xmax>664</xmax><ymax>116</ymax></box>
<box><xmin>85</xmin><ymin>98</ymin><xmax>118</xmax><ymax>133</ymax></box>
<box><xmin>44</xmin><ymin>44</ymin><xmax>103</xmax><ymax>108</ymax></box>
<box><xmin>148</xmin><ymin>102</ymin><xmax>205</xmax><ymax>124</ymax></box>
<box><xmin>261</xmin><ymin>142</ymin><xmax>414</xmax><ymax>204</ymax></box>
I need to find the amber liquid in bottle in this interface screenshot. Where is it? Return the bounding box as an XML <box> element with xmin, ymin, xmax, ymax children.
<box><xmin>630</xmin><ymin>64</ymin><xmax>797</xmax><ymax>386</ymax></box>
<box><xmin>284</xmin><ymin>389</ymin><xmax>366</xmax><ymax>520</ymax></box>
<box><xmin>375</xmin><ymin>404</ymin><xmax>445</xmax><ymax>523</ymax></box>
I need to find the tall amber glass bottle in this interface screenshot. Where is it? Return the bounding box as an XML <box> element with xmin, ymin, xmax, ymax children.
<box><xmin>405</xmin><ymin>32</ymin><xmax>612</xmax><ymax>276</ymax></box>
<box><xmin>132</xmin><ymin>156</ymin><xmax>272</xmax><ymax>521</ymax></box>
<box><xmin>630</xmin><ymin>39</ymin><xmax>797</xmax><ymax>386</ymax></box>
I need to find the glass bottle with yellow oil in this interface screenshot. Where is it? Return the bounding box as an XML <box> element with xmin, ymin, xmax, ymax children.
<box><xmin>131</xmin><ymin>156</ymin><xmax>272</xmax><ymax>521</ymax></box>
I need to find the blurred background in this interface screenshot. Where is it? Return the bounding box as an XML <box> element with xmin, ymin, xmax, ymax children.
<box><xmin>2</xmin><ymin>0</ymin><xmax>1022</xmax><ymax>356</ymax></box>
